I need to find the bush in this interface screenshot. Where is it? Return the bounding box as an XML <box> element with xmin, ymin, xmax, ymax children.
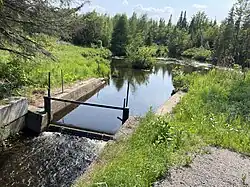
<box><xmin>155</xmin><ymin>46</ymin><xmax>169</xmax><ymax>57</ymax></box>
<box><xmin>81</xmin><ymin>47</ymin><xmax>111</xmax><ymax>59</ymax></box>
<box><xmin>128</xmin><ymin>47</ymin><xmax>156</xmax><ymax>70</ymax></box>
<box><xmin>182</xmin><ymin>47</ymin><xmax>212</xmax><ymax>61</ymax></box>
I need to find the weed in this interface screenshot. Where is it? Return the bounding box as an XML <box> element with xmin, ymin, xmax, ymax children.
<box><xmin>75</xmin><ymin>69</ymin><xmax>250</xmax><ymax>186</ymax></box>
<box><xmin>0</xmin><ymin>42</ymin><xmax>111</xmax><ymax>100</ymax></box>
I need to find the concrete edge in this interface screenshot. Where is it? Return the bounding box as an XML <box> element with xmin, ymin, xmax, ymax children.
<box><xmin>26</xmin><ymin>78</ymin><xmax>106</xmax><ymax>133</ymax></box>
<box><xmin>156</xmin><ymin>91</ymin><xmax>186</xmax><ymax>116</ymax></box>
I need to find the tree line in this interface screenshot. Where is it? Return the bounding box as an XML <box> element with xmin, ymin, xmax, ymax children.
<box><xmin>0</xmin><ymin>0</ymin><xmax>249</xmax><ymax>67</ymax></box>
<box><xmin>66</xmin><ymin>0</ymin><xmax>249</xmax><ymax>67</ymax></box>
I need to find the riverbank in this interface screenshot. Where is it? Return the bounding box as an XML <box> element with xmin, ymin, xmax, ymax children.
<box><xmin>0</xmin><ymin>41</ymin><xmax>111</xmax><ymax>102</ymax></box>
<box><xmin>1</xmin><ymin>63</ymin><xmax>177</xmax><ymax>186</ymax></box>
<box><xmin>75</xmin><ymin>68</ymin><xmax>250</xmax><ymax>186</ymax></box>
<box><xmin>74</xmin><ymin>91</ymin><xmax>186</xmax><ymax>187</ymax></box>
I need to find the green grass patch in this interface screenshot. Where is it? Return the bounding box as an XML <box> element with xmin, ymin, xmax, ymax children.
<box><xmin>75</xmin><ymin>69</ymin><xmax>250</xmax><ymax>187</ymax></box>
<box><xmin>0</xmin><ymin>42</ymin><xmax>111</xmax><ymax>100</ymax></box>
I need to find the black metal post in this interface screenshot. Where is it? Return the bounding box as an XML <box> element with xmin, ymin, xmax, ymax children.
<box><xmin>48</xmin><ymin>72</ymin><xmax>51</xmax><ymax>98</ymax></box>
<box><xmin>46</xmin><ymin>72</ymin><xmax>51</xmax><ymax>126</ymax></box>
<box><xmin>123</xmin><ymin>98</ymin><xmax>126</xmax><ymax>108</ymax></box>
<box><xmin>61</xmin><ymin>70</ymin><xmax>64</xmax><ymax>93</ymax></box>
<box><xmin>122</xmin><ymin>107</ymin><xmax>129</xmax><ymax>124</ymax></box>
<box><xmin>126</xmin><ymin>81</ymin><xmax>130</xmax><ymax>107</ymax></box>
<box><xmin>44</xmin><ymin>97</ymin><xmax>51</xmax><ymax>126</ymax></box>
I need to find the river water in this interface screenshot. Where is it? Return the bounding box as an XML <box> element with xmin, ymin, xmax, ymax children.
<box><xmin>58</xmin><ymin>62</ymin><xmax>175</xmax><ymax>134</ymax></box>
<box><xmin>0</xmin><ymin>61</ymin><xmax>198</xmax><ymax>187</ymax></box>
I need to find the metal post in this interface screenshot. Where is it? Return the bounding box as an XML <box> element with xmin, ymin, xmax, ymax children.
<box><xmin>126</xmin><ymin>81</ymin><xmax>130</xmax><ymax>107</ymax></box>
<box><xmin>44</xmin><ymin>97</ymin><xmax>51</xmax><ymax>126</ymax></box>
<box><xmin>123</xmin><ymin>98</ymin><xmax>126</xmax><ymax>108</ymax></box>
<box><xmin>122</xmin><ymin>107</ymin><xmax>129</xmax><ymax>124</ymax></box>
<box><xmin>46</xmin><ymin>72</ymin><xmax>51</xmax><ymax>126</ymax></box>
<box><xmin>48</xmin><ymin>72</ymin><xmax>51</xmax><ymax>98</ymax></box>
<box><xmin>61</xmin><ymin>70</ymin><xmax>64</xmax><ymax>93</ymax></box>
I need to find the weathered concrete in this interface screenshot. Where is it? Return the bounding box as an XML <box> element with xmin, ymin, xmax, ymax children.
<box><xmin>114</xmin><ymin>116</ymin><xmax>140</xmax><ymax>141</ymax></box>
<box><xmin>26</xmin><ymin>78</ymin><xmax>106</xmax><ymax>133</ymax></box>
<box><xmin>51</xmin><ymin>78</ymin><xmax>105</xmax><ymax>113</ymax></box>
<box><xmin>0</xmin><ymin>97</ymin><xmax>28</xmax><ymax>141</ymax></box>
<box><xmin>156</xmin><ymin>91</ymin><xmax>186</xmax><ymax>116</ymax></box>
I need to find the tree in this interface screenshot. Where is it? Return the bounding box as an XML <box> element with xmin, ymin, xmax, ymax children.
<box><xmin>111</xmin><ymin>14</ymin><xmax>129</xmax><ymax>56</ymax></box>
<box><xmin>182</xmin><ymin>11</ymin><xmax>188</xmax><ymax>29</ymax></box>
<box><xmin>72</xmin><ymin>11</ymin><xmax>104</xmax><ymax>46</ymax></box>
<box><xmin>0</xmin><ymin>0</ymin><xmax>88</xmax><ymax>57</ymax></box>
<box><xmin>167</xmin><ymin>14</ymin><xmax>173</xmax><ymax>27</ymax></box>
<box><xmin>215</xmin><ymin>7</ymin><xmax>235</xmax><ymax>61</ymax></box>
<box><xmin>177</xmin><ymin>11</ymin><xmax>183</xmax><ymax>28</ymax></box>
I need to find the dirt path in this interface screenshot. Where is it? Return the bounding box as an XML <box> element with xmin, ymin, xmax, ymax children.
<box><xmin>154</xmin><ymin>147</ymin><xmax>250</xmax><ymax>187</ymax></box>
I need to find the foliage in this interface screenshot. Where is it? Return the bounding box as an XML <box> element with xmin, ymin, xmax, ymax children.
<box><xmin>128</xmin><ymin>47</ymin><xmax>156</xmax><ymax>69</ymax></box>
<box><xmin>0</xmin><ymin>42</ymin><xmax>110</xmax><ymax>100</ymax></box>
<box><xmin>75</xmin><ymin>69</ymin><xmax>250</xmax><ymax>187</ymax></box>
<box><xmin>1</xmin><ymin>0</ymin><xmax>249</xmax><ymax>67</ymax></box>
<box><xmin>182</xmin><ymin>47</ymin><xmax>212</xmax><ymax>61</ymax></box>
<box><xmin>0</xmin><ymin>0</ymin><xmax>88</xmax><ymax>57</ymax></box>
<box><xmin>155</xmin><ymin>46</ymin><xmax>169</xmax><ymax>57</ymax></box>
<box><xmin>72</xmin><ymin>11</ymin><xmax>112</xmax><ymax>48</ymax></box>
<box><xmin>81</xmin><ymin>47</ymin><xmax>112</xmax><ymax>60</ymax></box>
<box><xmin>111</xmin><ymin>14</ymin><xmax>129</xmax><ymax>56</ymax></box>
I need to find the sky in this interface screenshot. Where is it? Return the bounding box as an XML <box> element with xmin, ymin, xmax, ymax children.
<box><xmin>80</xmin><ymin>0</ymin><xmax>236</xmax><ymax>22</ymax></box>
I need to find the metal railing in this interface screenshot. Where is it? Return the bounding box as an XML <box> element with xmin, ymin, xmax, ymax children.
<box><xmin>44</xmin><ymin>72</ymin><xmax>130</xmax><ymax>132</ymax></box>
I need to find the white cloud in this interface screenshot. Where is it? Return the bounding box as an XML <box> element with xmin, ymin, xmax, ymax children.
<box><xmin>133</xmin><ymin>4</ymin><xmax>174</xmax><ymax>20</ymax></box>
<box><xmin>122</xmin><ymin>0</ymin><xmax>129</xmax><ymax>6</ymax></box>
<box><xmin>134</xmin><ymin>4</ymin><xmax>174</xmax><ymax>14</ymax></box>
<box><xmin>192</xmin><ymin>4</ymin><xmax>208</xmax><ymax>9</ymax></box>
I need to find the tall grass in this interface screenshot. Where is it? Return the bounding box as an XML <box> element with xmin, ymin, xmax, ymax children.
<box><xmin>28</xmin><ymin>44</ymin><xmax>111</xmax><ymax>88</ymax></box>
<box><xmin>0</xmin><ymin>43</ymin><xmax>111</xmax><ymax>99</ymax></box>
<box><xmin>75</xmin><ymin>69</ymin><xmax>250</xmax><ymax>187</ymax></box>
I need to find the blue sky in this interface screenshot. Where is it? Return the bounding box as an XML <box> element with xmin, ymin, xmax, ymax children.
<box><xmin>81</xmin><ymin>0</ymin><xmax>235</xmax><ymax>22</ymax></box>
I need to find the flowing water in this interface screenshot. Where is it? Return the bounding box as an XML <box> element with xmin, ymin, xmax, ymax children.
<box><xmin>0</xmin><ymin>61</ymin><xmax>200</xmax><ymax>187</ymax></box>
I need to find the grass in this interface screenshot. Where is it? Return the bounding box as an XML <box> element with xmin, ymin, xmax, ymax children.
<box><xmin>0</xmin><ymin>40</ymin><xmax>111</xmax><ymax>100</ymax></box>
<box><xmin>75</xmin><ymin>69</ymin><xmax>250</xmax><ymax>187</ymax></box>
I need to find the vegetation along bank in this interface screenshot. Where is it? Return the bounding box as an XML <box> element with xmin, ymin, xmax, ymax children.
<box><xmin>75</xmin><ymin>68</ymin><xmax>250</xmax><ymax>186</ymax></box>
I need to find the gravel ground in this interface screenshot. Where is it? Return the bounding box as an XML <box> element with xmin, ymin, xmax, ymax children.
<box><xmin>154</xmin><ymin>147</ymin><xmax>250</xmax><ymax>187</ymax></box>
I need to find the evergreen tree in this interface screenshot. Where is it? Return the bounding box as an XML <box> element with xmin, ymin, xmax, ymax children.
<box><xmin>177</xmin><ymin>11</ymin><xmax>183</xmax><ymax>28</ymax></box>
<box><xmin>111</xmin><ymin>14</ymin><xmax>129</xmax><ymax>56</ymax></box>
<box><xmin>167</xmin><ymin>14</ymin><xmax>173</xmax><ymax>27</ymax></box>
<box><xmin>182</xmin><ymin>11</ymin><xmax>188</xmax><ymax>29</ymax></box>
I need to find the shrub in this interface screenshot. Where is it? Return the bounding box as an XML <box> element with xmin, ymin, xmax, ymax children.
<box><xmin>128</xmin><ymin>47</ymin><xmax>156</xmax><ymax>70</ymax></box>
<box><xmin>182</xmin><ymin>47</ymin><xmax>212</xmax><ymax>61</ymax></box>
<box><xmin>155</xmin><ymin>46</ymin><xmax>169</xmax><ymax>57</ymax></box>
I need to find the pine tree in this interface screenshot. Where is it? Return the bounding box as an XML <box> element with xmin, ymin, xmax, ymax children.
<box><xmin>167</xmin><ymin>14</ymin><xmax>172</xmax><ymax>27</ymax></box>
<box><xmin>111</xmin><ymin>14</ymin><xmax>129</xmax><ymax>56</ymax></box>
<box><xmin>145</xmin><ymin>29</ymin><xmax>153</xmax><ymax>46</ymax></box>
<box><xmin>213</xmin><ymin>19</ymin><xmax>217</xmax><ymax>26</ymax></box>
<box><xmin>182</xmin><ymin>11</ymin><xmax>188</xmax><ymax>29</ymax></box>
<box><xmin>177</xmin><ymin>11</ymin><xmax>183</xmax><ymax>28</ymax></box>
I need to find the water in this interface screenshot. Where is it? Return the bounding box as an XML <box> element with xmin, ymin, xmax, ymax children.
<box><xmin>0</xmin><ymin>133</ymin><xmax>106</xmax><ymax>187</ymax></box>
<box><xmin>59</xmin><ymin>62</ymin><xmax>175</xmax><ymax>134</ymax></box>
<box><xmin>0</xmin><ymin>61</ymin><xmax>197</xmax><ymax>187</ymax></box>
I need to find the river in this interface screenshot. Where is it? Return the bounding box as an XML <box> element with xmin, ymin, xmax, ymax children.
<box><xmin>0</xmin><ymin>61</ymin><xmax>199</xmax><ymax>187</ymax></box>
